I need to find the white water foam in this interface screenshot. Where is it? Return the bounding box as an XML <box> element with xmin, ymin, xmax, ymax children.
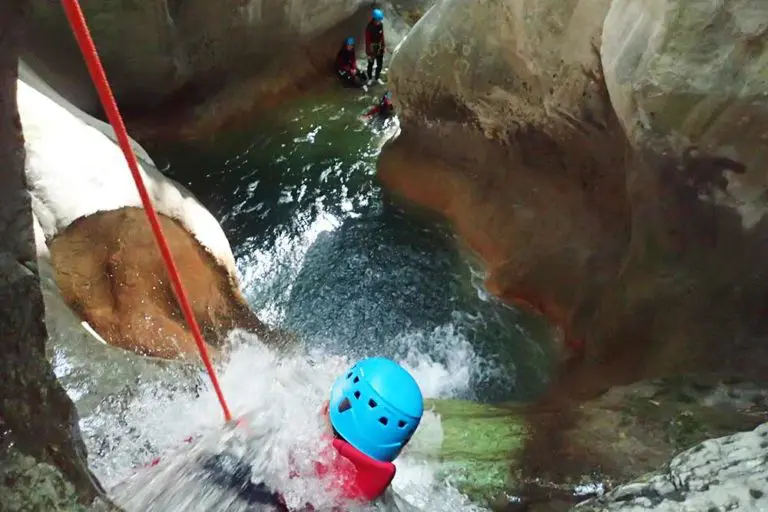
<box><xmin>78</xmin><ymin>330</ymin><xmax>487</xmax><ymax>511</ymax></box>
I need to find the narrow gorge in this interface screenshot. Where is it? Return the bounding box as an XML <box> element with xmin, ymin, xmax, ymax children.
<box><xmin>2</xmin><ymin>1</ymin><xmax>768</xmax><ymax>511</ymax></box>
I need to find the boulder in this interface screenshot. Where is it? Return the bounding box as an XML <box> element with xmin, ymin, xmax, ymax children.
<box><xmin>18</xmin><ymin>74</ymin><xmax>268</xmax><ymax>359</ymax></box>
<box><xmin>578</xmin><ymin>422</ymin><xmax>768</xmax><ymax>511</ymax></box>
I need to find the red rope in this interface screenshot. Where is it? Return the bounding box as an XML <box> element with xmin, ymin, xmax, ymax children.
<box><xmin>60</xmin><ymin>0</ymin><xmax>232</xmax><ymax>422</ymax></box>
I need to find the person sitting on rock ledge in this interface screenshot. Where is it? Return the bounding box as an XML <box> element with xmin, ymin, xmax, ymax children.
<box><xmin>336</xmin><ymin>37</ymin><xmax>368</xmax><ymax>91</ymax></box>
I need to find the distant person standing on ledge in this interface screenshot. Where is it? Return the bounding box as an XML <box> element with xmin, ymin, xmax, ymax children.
<box><xmin>365</xmin><ymin>8</ymin><xmax>386</xmax><ymax>85</ymax></box>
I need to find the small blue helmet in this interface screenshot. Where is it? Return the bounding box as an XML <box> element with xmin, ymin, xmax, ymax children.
<box><xmin>346</xmin><ymin>36</ymin><xmax>355</xmax><ymax>45</ymax></box>
<box><xmin>372</xmin><ymin>8</ymin><xmax>384</xmax><ymax>21</ymax></box>
<box><xmin>329</xmin><ymin>357</ymin><xmax>423</xmax><ymax>462</ymax></box>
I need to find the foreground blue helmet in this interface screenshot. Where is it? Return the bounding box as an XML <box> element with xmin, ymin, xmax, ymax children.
<box><xmin>372</xmin><ymin>8</ymin><xmax>384</xmax><ymax>21</ymax></box>
<box><xmin>346</xmin><ymin>36</ymin><xmax>355</xmax><ymax>45</ymax></box>
<box><xmin>329</xmin><ymin>357</ymin><xmax>423</xmax><ymax>462</ymax></box>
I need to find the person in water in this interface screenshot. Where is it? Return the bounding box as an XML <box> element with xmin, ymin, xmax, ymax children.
<box><xmin>365</xmin><ymin>8</ymin><xmax>386</xmax><ymax>85</ymax></box>
<box><xmin>204</xmin><ymin>357</ymin><xmax>424</xmax><ymax>509</ymax></box>
<box><xmin>364</xmin><ymin>91</ymin><xmax>395</xmax><ymax>120</ymax></box>
<box><xmin>336</xmin><ymin>37</ymin><xmax>368</xmax><ymax>90</ymax></box>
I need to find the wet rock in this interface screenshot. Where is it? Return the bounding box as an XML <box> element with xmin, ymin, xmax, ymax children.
<box><xmin>416</xmin><ymin>399</ymin><xmax>529</xmax><ymax>504</ymax></box>
<box><xmin>0</xmin><ymin>1</ymin><xmax>110</xmax><ymax>507</ymax></box>
<box><xmin>19</xmin><ymin>73</ymin><xmax>270</xmax><ymax>359</ymax></box>
<box><xmin>21</xmin><ymin>0</ymin><xmax>381</xmax><ymax>140</ymax></box>
<box><xmin>578</xmin><ymin>422</ymin><xmax>768</xmax><ymax>511</ymax></box>
<box><xmin>379</xmin><ymin>0</ymin><xmax>768</xmax><ymax>398</ymax></box>
<box><xmin>420</xmin><ymin>378</ymin><xmax>768</xmax><ymax>509</ymax></box>
<box><xmin>49</xmin><ymin>208</ymin><xmax>264</xmax><ymax>359</ymax></box>
<box><xmin>0</xmin><ymin>444</ymin><xmax>87</xmax><ymax>512</ymax></box>
<box><xmin>379</xmin><ymin>0</ymin><xmax>630</xmax><ymax>360</ymax></box>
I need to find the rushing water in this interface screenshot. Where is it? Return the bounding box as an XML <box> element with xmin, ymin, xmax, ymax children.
<box><xmin>47</xmin><ymin>86</ymin><xmax>555</xmax><ymax>511</ymax></box>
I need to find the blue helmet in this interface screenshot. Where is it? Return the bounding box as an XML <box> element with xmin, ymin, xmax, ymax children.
<box><xmin>329</xmin><ymin>357</ymin><xmax>423</xmax><ymax>462</ymax></box>
<box><xmin>345</xmin><ymin>36</ymin><xmax>355</xmax><ymax>45</ymax></box>
<box><xmin>372</xmin><ymin>8</ymin><xmax>384</xmax><ymax>21</ymax></box>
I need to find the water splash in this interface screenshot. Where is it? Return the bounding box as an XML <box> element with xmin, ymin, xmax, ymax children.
<box><xmin>75</xmin><ymin>331</ymin><xmax>487</xmax><ymax>510</ymax></box>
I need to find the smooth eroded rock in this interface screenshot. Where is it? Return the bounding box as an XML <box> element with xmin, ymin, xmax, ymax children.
<box><xmin>379</xmin><ymin>0</ymin><xmax>630</xmax><ymax>348</ymax></box>
<box><xmin>49</xmin><ymin>207</ymin><xmax>262</xmax><ymax>359</ymax></box>
<box><xmin>23</xmin><ymin>0</ymin><xmax>366</xmax><ymax>113</ymax></box>
<box><xmin>19</xmin><ymin>71</ymin><xmax>269</xmax><ymax>359</ymax></box>
<box><xmin>21</xmin><ymin>0</ymin><xmax>396</xmax><ymax>139</ymax></box>
<box><xmin>380</xmin><ymin>0</ymin><xmax>768</xmax><ymax>400</ymax></box>
<box><xmin>602</xmin><ymin>0</ymin><xmax>768</xmax><ymax>230</ymax></box>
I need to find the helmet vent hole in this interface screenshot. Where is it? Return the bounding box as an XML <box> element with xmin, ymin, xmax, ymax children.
<box><xmin>398</xmin><ymin>420</ymin><xmax>407</xmax><ymax>428</ymax></box>
<box><xmin>378</xmin><ymin>417</ymin><xmax>388</xmax><ymax>426</ymax></box>
<box><xmin>353</xmin><ymin>376</ymin><xmax>360</xmax><ymax>384</ymax></box>
<box><xmin>337</xmin><ymin>398</ymin><xmax>352</xmax><ymax>413</ymax></box>
<box><xmin>368</xmin><ymin>399</ymin><xmax>378</xmax><ymax>408</ymax></box>
<box><xmin>346</xmin><ymin>372</ymin><xmax>352</xmax><ymax>379</ymax></box>
<box><xmin>354</xmin><ymin>391</ymin><xmax>361</xmax><ymax>399</ymax></box>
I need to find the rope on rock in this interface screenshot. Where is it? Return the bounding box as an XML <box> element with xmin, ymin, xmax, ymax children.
<box><xmin>60</xmin><ymin>0</ymin><xmax>233</xmax><ymax>422</ymax></box>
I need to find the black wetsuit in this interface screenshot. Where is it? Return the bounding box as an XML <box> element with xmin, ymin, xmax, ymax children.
<box><xmin>365</xmin><ymin>21</ymin><xmax>385</xmax><ymax>80</ymax></box>
<box><xmin>202</xmin><ymin>452</ymin><xmax>288</xmax><ymax>510</ymax></box>
<box><xmin>336</xmin><ymin>45</ymin><xmax>367</xmax><ymax>87</ymax></box>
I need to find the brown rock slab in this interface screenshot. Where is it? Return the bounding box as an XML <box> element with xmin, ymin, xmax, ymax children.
<box><xmin>49</xmin><ymin>207</ymin><xmax>267</xmax><ymax>359</ymax></box>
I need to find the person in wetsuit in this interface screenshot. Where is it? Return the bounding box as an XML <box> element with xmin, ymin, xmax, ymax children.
<box><xmin>202</xmin><ymin>357</ymin><xmax>424</xmax><ymax>509</ymax></box>
<box><xmin>336</xmin><ymin>37</ymin><xmax>368</xmax><ymax>90</ymax></box>
<box><xmin>365</xmin><ymin>8</ymin><xmax>386</xmax><ymax>85</ymax></box>
<box><xmin>364</xmin><ymin>91</ymin><xmax>395</xmax><ymax>120</ymax></box>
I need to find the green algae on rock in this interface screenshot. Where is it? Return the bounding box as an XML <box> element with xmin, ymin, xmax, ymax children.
<box><xmin>419</xmin><ymin>378</ymin><xmax>768</xmax><ymax>509</ymax></box>
<box><xmin>422</xmin><ymin>399</ymin><xmax>529</xmax><ymax>504</ymax></box>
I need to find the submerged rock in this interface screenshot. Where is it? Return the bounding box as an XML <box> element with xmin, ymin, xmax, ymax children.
<box><xmin>417</xmin><ymin>399</ymin><xmax>528</xmax><ymax>505</ymax></box>
<box><xmin>18</xmin><ymin>75</ymin><xmax>268</xmax><ymax>359</ymax></box>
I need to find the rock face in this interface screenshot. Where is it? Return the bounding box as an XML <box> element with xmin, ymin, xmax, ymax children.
<box><xmin>0</xmin><ymin>0</ymin><xmax>108</xmax><ymax>506</ymax></box>
<box><xmin>22</xmin><ymin>0</ymin><xmax>377</xmax><ymax>139</ymax></box>
<box><xmin>413</xmin><ymin>378</ymin><xmax>768</xmax><ymax>509</ymax></box>
<box><xmin>378</xmin><ymin>0</ymin><xmax>768</xmax><ymax>397</ymax></box>
<box><xmin>379</xmin><ymin>0</ymin><xmax>629</xmax><ymax>371</ymax></box>
<box><xmin>579</xmin><ymin>422</ymin><xmax>768</xmax><ymax>511</ymax></box>
<box><xmin>19</xmin><ymin>75</ymin><xmax>268</xmax><ymax>359</ymax></box>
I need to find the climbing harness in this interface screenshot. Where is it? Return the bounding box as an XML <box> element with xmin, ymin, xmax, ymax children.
<box><xmin>60</xmin><ymin>0</ymin><xmax>232</xmax><ymax>422</ymax></box>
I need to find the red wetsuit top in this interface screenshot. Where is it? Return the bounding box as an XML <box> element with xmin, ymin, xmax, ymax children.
<box><xmin>366</xmin><ymin>99</ymin><xmax>393</xmax><ymax>118</ymax></box>
<box><xmin>145</xmin><ymin>425</ymin><xmax>395</xmax><ymax>507</ymax></box>
<box><xmin>315</xmin><ymin>437</ymin><xmax>396</xmax><ymax>502</ymax></box>
<box><xmin>365</xmin><ymin>21</ymin><xmax>386</xmax><ymax>56</ymax></box>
